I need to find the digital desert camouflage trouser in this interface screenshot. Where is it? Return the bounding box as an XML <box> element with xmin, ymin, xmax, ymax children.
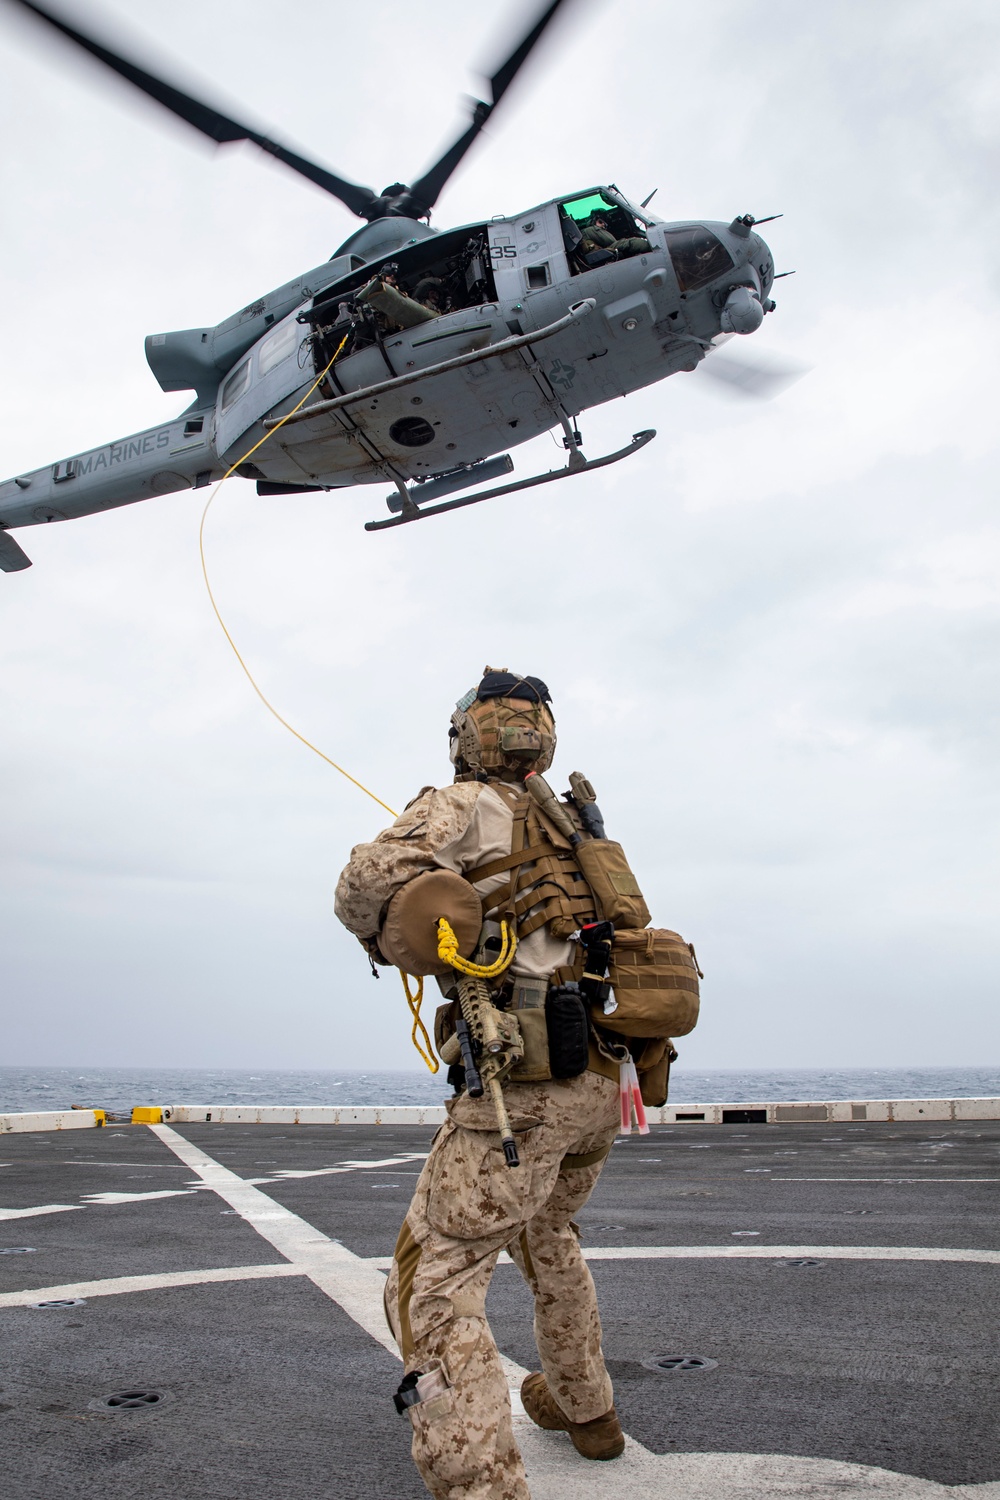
<box><xmin>384</xmin><ymin>1070</ymin><xmax>620</xmax><ymax>1500</ymax></box>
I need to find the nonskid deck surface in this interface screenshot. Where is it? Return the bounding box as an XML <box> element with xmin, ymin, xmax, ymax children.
<box><xmin>1</xmin><ymin>1120</ymin><xmax>998</xmax><ymax>1500</ymax></box>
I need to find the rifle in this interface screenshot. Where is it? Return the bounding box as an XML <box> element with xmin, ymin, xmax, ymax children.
<box><xmin>436</xmin><ymin>918</ymin><xmax>524</xmax><ymax>1167</ymax></box>
<box><xmin>454</xmin><ymin>976</ymin><xmax>524</xmax><ymax>1166</ymax></box>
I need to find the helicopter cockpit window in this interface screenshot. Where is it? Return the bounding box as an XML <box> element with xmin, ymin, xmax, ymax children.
<box><xmin>220</xmin><ymin>359</ymin><xmax>251</xmax><ymax>410</ymax></box>
<box><xmin>560</xmin><ymin>190</ymin><xmax>652</xmax><ymax>273</ymax></box>
<box><xmin>664</xmin><ymin>226</ymin><xmax>733</xmax><ymax>292</ymax></box>
<box><xmin>258</xmin><ymin>320</ymin><xmax>299</xmax><ymax>376</ymax></box>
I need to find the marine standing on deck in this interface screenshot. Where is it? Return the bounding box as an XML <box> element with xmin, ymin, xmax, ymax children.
<box><xmin>335</xmin><ymin>669</ymin><xmax>700</xmax><ymax>1500</ymax></box>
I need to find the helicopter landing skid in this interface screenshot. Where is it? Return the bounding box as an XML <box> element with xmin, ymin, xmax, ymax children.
<box><xmin>364</xmin><ymin>429</ymin><xmax>656</xmax><ymax>532</ymax></box>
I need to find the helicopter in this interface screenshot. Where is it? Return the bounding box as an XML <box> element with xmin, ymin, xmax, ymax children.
<box><xmin>0</xmin><ymin>0</ymin><xmax>783</xmax><ymax>573</ymax></box>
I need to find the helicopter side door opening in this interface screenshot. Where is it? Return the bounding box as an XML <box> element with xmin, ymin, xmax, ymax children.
<box><xmin>307</xmin><ymin>227</ymin><xmax>500</xmax><ymax>372</ymax></box>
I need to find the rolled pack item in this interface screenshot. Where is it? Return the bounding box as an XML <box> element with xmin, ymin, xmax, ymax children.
<box><xmin>379</xmin><ymin>868</ymin><xmax>483</xmax><ymax>976</ymax></box>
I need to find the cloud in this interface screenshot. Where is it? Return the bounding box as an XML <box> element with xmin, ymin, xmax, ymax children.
<box><xmin>1</xmin><ymin>0</ymin><xmax>998</xmax><ymax>1073</ymax></box>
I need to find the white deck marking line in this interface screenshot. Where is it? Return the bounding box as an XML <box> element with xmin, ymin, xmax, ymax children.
<box><xmin>66</xmin><ymin>1160</ymin><xmax>199</xmax><ymax>1169</ymax></box>
<box><xmin>1</xmin><ymin>1155</ymin><xmax>428</xmax><ymax>1222</ymax></box>
<box><xmin>775</xmin><ymin>1177</ymin><xmax>1000</xmax><ymax>1183</ymax></box>
<box><xmin>577</xmin><ymin>1244</ymin><xmax>1000</xmax><ymax>1265</ymax></box>
<box><xmin>367</xmin><ymin>1244</ymin><xmax>1000</xmax><ymax>1270</ymax></box>
<box><xmin>150</xmin><ymin>1123</ymin><xmax>403</xmax><ymax>1358</ymax></box>
<box><xmin>242</xmin><ymin>1152</ymin><xmax>428</xmax><ymax>1185</ymax></box>
<box><xmin>0</xmin><ymin>1203</ymin><xmax>84</xmax><ymax>1221</ymax></box>
<box><xmin>0</xmin><ymin>1262</ymin><xmax>301</xmax><ymax>1308</ymax></box>
<box><xmin>81</xmin><ymin>1189</ymin><xmax>198</xmax><ymax>1205</ymax></box>
<box><xmin>147</xmin><ymin>1127</ymin><xmax>999</xmax><ymax>1500</ymax></box>
<box><xmin>1</xmin><ymin>1188</ymin><xmax>200</xmax><ymax>1219</ymax></box>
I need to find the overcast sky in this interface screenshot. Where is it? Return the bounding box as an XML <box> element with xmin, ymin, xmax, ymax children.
<box><xmin>1</xmin><ymin>0</ymin><xmax>998</xmax><ymax>1077</ymax></box>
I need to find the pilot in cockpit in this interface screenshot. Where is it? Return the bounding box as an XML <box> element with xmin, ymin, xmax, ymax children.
<box><xmin>579</xmin><ymin>212</ymin><xmax>652</xmax><ymax>261</ymax></box>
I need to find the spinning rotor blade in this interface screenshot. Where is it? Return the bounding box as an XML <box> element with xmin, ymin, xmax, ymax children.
<box><xmin>404</xmin><ymin>0</ymin><xmax>572</xmax><ymax>216</ymax></box>
<box><xmin>8</xmin><ymin>0</ymin><xmax>379</xmax><ymax>218</ymax></box>
<box><xmin>698</xmin><ymin>349</ymin><xmax>808</xmax><ymax>401</ymax></box>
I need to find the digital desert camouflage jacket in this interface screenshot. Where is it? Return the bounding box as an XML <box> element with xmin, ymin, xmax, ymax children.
<box><xmin>334</xmin><ymin>780</ymin><xmax>574</xmax><ymax>982</ymax></box>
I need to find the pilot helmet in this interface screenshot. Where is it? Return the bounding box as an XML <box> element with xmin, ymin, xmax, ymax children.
<box><xmin>450</xmin><ymin>667</ymin><xmax>555</xmax><ymax>781</ymax></box>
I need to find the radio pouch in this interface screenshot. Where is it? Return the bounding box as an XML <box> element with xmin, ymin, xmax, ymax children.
<box><xmin>545</xmin><ymin>984</ymin><xmax>590</xmax><ymax>1078</ymax></box>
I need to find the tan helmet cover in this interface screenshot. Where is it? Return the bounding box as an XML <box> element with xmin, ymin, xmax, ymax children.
<box><xmin>379</xmin><ymin>868</ymin><xmax>484</xmax><ymax>976</ymax></box>
<box><xmin>451</xmin><ymin>696</ymin><xmax>556</xmax><ymax>779</ymax></box>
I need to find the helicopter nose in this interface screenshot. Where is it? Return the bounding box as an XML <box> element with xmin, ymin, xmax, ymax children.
<box><xmin>720</xmin><ymin>285</ymin><xmax>764</xmax><ymax>335</ymax></box>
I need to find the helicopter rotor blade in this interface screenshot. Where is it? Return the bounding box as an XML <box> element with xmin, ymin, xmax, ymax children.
<box><xmin>698</xmin><ymin>348</ymin><xmax>808</xmax><ymax>401</ymax></box>
<box><xmin>7</xmin><ymin>0</ymin><xmax>380</xmax><ymax>219</ymax></box>
<box><xmin>403</xmin><ymin>0</ymin><xmax>573</xmax><ymax>217</ymax></box>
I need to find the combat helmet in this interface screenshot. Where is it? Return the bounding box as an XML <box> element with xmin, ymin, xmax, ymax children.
<box><xmin>450</xmin><ymin>666</ymin><xmax>555</xmax><ymax>782</ymax></box>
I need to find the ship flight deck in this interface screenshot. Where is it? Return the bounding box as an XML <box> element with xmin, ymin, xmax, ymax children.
<box><xmin>1</xmin><ymin>1107</ymin><xmax>998</xmax><ymax>1500</ymax></box>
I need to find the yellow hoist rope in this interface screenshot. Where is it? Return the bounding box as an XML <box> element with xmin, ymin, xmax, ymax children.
<box><xmin>395</xmin><ymin>918</ymin><xmax>518</xmax><ymax>1077</ymax></box>
<box><xmin>198</xmin><ymin>332</ymin><xmax>397</xmax><ymax>819</ymax></box>
<box><xmin>399</xmin><ymin>973</ymin><xmax>439</xmax><ymax>1074</ymax></box>
<box><xmin>197</xmin><ymin>335</ymin><xmax>535</xmax><ymax>1074</ymax></box>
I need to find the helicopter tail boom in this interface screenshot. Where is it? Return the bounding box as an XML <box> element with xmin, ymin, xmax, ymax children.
<box><xmin>0</xmin><ymin>415</ymin><xmax>221</xmax><ymax>563</ymax></box>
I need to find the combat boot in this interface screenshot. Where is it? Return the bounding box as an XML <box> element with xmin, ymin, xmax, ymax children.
<box><xmin>520</xmin><ymin>1372</ymin><xmax>625</xmax><ymax>1460</ymax></box>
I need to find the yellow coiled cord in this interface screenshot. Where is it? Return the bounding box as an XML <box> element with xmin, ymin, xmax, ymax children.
<box><xmin>397</xmin><ymin>918</ymin><xmax>518</xmax><ymax>1075</ymax></box>
<box><xmin>436</xmin><ymin>918</ymin><xmax>517</xmax><ymax>977</ymax></box>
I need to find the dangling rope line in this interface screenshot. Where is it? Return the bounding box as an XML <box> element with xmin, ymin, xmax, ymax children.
<box><xmin>199</xmin><ymin>333</ymin><xmax>495</xmax><ymax>1067</ymax></box>
<box><xmin>198</xmin><ymin>331</ymin><xmax>397</xmax><ymax>817</ymax></box>
<box><xmin>399</xmin><ymin>972</ymin><xmax>439</xmax><ymax>1074</ymax></box>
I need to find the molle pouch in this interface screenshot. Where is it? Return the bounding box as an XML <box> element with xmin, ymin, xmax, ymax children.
<box><xmin>545</xmin><ymin>985</ymin><xmax>590</xmax><ymax>1078</ymax></box>
<box><xmin>510</xmin><ymin>1008</ymin><xmax>551</xmax><ymax>1082</ymax></box>
<box><xmin>600</xmin><ymin>929</ymin><xmax>701</xmax><ymax>1038</ymax></box>
<box><xmin>509</xmin><ymin>977</ymin><xmax>551</xmax><ymax>1082</ymax></box>
<box><xmin>632</xmin><ymin>1038</ymin><xmax>679</xmax><ymax>1108</ymax></box>
<box><xmin>573</xmin><ymin>839</ymin><xmax>651</xmax><ymax>929</ymax></box>
<box><xmin>434</xmin><ymin>1001</ymin><xmax>458</xmax><ymax>1060</ymax></box>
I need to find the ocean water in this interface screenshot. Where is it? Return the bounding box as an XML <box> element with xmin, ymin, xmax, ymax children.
<box><xmin>1</xmin><ymin>1064</ymin><xmax>997</xmax><ymax>1116</ymax></box>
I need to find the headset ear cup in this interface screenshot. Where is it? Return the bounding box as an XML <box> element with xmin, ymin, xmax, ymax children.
<box><xmin>535</xmin><ymin>735</ymin><xmax>555</xmax><ymax>773</ymax></box>
<box><xmin>535</xmin><ymin>707</ymin><xmax>556</xmax><ymax>772</ymax></box>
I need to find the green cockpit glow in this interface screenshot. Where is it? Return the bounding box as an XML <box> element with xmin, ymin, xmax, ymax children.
<box><xmin>561</xmin><ymin>191</ymin><xmax>618</xmax><ymax>224</ymax></box>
